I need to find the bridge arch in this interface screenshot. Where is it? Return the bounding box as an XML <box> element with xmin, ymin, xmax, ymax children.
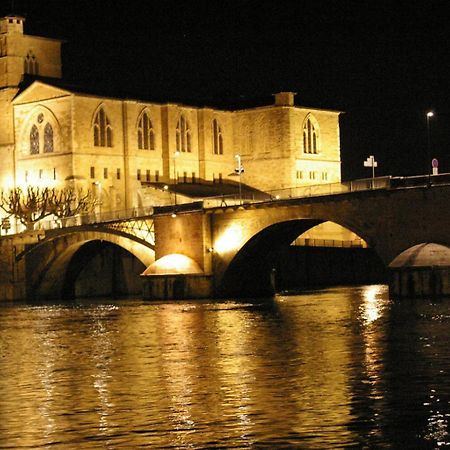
<box><xmin>215</xmin><ymin>217</ymin><xmax>382</xmax><ymax>297</ymax></box>
<box><xmin>24</xmin><ymin>229</ymin><xmax>155</xmax><ymax>300</ymax></box>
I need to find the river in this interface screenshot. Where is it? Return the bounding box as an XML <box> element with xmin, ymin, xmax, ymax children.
<box><xmin>1</xmin><ymin>285</ymin><xmax>450</xmax><ymax>448</ymax></box>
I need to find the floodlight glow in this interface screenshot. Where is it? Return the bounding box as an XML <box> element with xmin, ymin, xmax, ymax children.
<box><xmin>214</xmin><ymin>224</ymin><xmax>244</xmax><ymax>253</ymax></box>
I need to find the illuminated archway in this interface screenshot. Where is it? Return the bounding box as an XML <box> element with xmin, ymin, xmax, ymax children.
<box><xmin>293</xmin><ymin>221</ymin><xmax>368</xmax><ymax>248</ymax></box>
<box><xmin>62</xmin><ymin>240</ymin><xmax>146</xmax><ymax>299</ymax></box>
<box><xmin>218</xmin><ymin>219</ymin><xmax>384</xmax><ymax>297</ymax></box>
<box><xmin>25</xmin><ymin>230</ymin><xmax>154</xmax><ymax>300</ymax></box>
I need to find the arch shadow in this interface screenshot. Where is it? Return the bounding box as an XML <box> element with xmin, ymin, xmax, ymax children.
<box><xmin>219</xmin><ymin>219</ymin><xmax>322</xmax><ymax>297</ymax></box>
<box><xmin>25</xmin><ymin>230</ymin><xmax>154</xmax><ymax>300</ymax></box>
<box><xmin>218</xmin><ymin>218</ymin><xmax>386</xmax><ymax>298</ymax></box>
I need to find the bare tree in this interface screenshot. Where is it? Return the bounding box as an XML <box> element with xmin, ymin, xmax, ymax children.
<box><xmin>49</xmin><ymin>187</ymin><xmax>99</xmax><ymax>221</ymax></box>
<box><xmin>0</xmin><ymin>186</ymin><xmax>99</xmax><ymax>231</ymax></box>
<box><xmin>0</xmin><ymin>187</ymin><xmax>54</xmax><ymax>230</ymax></box>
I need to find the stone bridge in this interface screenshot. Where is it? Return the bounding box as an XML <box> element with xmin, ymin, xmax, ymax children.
<box><xmin>1</xmin><ymin>181</ymin><xmax>450</xmax><ymax>300</ymax></box>
<box><xmin>147</xmin><ymin>184</ymin><xmax>450</xmax><ymax>298</ymax></box>
<box><xmin>0</xmin><ymin>217</ymin><xmax>155</xmax><ymax>300</ymax></box>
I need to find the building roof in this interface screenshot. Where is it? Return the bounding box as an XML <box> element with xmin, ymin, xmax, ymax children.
<box><xmin>16</xmin><ymin>75</ymin><xmax>342</xmax><ymax>113</ymax></box>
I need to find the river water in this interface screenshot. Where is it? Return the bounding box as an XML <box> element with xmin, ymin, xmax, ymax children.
<box><xmin>1</xmin><ymin>285</ymin><xmax>450</xmax><ymax>448</ymax></box>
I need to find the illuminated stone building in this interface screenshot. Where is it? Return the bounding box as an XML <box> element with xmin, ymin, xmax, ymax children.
<box><xmin>1</xmin><ymin>15</ymin><xmax>342</xmax><ymax>216</ymax></box>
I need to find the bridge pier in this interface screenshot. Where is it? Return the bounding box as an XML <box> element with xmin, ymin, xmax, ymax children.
<box><xmin>142</xmin><ymin>274</ymin><xmax>213</xmax><ymax>300</ymax></box>
<box><xmin>389</xmin><ymin>243</ymin><xmax>450</xmax><ymax>298</ymax></box>
<box><xmin>141</xmin><ymin>207</ymin><xmax>214</xmax><ymax>300</ymax></box>
<box><xmin>0</xmin><ymin>232</ymin><xmax>43</xmax><ymax>301</ymax></box>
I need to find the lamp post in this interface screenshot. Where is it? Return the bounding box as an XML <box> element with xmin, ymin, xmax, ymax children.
<box><xmin>235</xmin><ymin>154</ymin><xmax>244</xmax><ymax>205</ymax></box>
<box><xmin>426</xmin><ymin>111</ymin><xmax>434</xmax><ymax>184</ymax></box>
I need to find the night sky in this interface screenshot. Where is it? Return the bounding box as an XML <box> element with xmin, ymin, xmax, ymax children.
<box><xmin>3</xmin><ymin>0</ymin><xmax>450</xmax><ymax>180</ymax></box>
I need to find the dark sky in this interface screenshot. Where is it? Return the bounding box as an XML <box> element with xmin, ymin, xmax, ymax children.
<box><xmin>3</xmin><ymin>0</ymin><xmax>450</xmax><ymax>180</ymax></box>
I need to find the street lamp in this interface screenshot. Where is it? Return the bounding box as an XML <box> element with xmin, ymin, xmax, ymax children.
<box><xmin>235</xmin><ymin>154</ymin><xmax>244</xmax><ymax>205</ymax></box>
<box><xmin>426</xmin><ymin>111</ymin><xmax>434</xmax><ymax>185</ymax></box>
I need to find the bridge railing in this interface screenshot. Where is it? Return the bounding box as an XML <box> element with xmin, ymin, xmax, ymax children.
<box><xmin>4</xmin><ymin>173</ymin><xmax>450</xmax><ymax>236</ymax></box>
<box><xmin>35</xmin><ymin>206</ymin><xmax>155</xmax><ymax>231</ymax></box>
<box><xmin>266</xmin><ymin>176</ymin><xmax>392</xmax><ymax>200</ymax></box>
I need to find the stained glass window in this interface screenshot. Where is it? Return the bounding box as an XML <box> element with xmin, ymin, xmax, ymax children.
<box><xmin>44</xmin><ymin>123</ymin><xmax>54</xmax><ymax>153</ymax></box>
<box><xmin>30</xmin><ymin>125</ymin><xmax>39</xmax><ymax>154</ymax></box>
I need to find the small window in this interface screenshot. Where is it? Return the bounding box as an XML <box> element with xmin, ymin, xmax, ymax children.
<box><xmin>116</xmin><ymin>168</ymin><xmax>121</xmax><ymax>180</ymax></box>
<box><xmin>39</xmin><ymin>169</ymin><xmax>43</xmax><ymax>179</ymax></box>
<box><xmin>137</xmin><ymin>169</ymin><xmax>141</xmax><ymax>181</ymax></box>
<box><xmin>192</xmin><ymin>172</ymin><xmax>196</xmax><ymax>183</ymax></box>
<box><xmin>218</xmin><ymin>173</ymin><xmax>223</xmax><ymax>183</ymax></box>
<box><xmin>90</xmin><ymin>167</ymin><xmax>95</xmax><ymax>179</ymax></box>
<box><xmin>183</xmin><ymin>171</ymin><xmax>187</xmax><ymax>183</ymax></box>
<box><xmin>53</xmin><ymin>168</ymin><xmax>56</xmax><ymax>180</ymax></box>
<box><xmin>146</xmin><ymin>170</ymin><xmax>151</xmax><ymax>182</ymax></box>
<box><xmin>155</xmin><ymin>170</ymin><xmax>159</xmax><ymax>182</ymax></box>
<box><xmin>104</xmin><ymin>168</ymin><xmax>108</xmax><ymax>179</ymax></box>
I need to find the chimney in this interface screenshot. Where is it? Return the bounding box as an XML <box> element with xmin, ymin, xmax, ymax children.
<box><xmin>273</xmin><ymin>92</ymin><xmax>296</xmax><ymax>106</ymax></box>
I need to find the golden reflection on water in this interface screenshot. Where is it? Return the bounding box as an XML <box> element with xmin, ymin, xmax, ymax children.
<box><xmin>1</xmin><ymin>287</ymin><xmax>450</xmax><ymax>448</ymax></box>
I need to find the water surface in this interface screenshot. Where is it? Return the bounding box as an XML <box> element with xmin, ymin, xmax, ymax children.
<box><xmin>1</xmin><ymin>285</ymin><xmax>450</xmax><ymax>448</ymax></box>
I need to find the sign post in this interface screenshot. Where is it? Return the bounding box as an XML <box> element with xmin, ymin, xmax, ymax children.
<box><xmin>364</xmin><ymin>155</ymin><xmax>378</xmax><ymax>179</ymax></box>
<box><xmin>235</xmin><ymin>154</ymin><xmax>244</xmax><ymax>205</ymax></box>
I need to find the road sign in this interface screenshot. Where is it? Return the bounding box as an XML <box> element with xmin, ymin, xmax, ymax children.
<box><xmin>364</xmin><ymin>155</ymin><xmax>378</xmax><ymax>179</ymax></box>
<box><xmin>432</xmin><ymin>158</ymin><xmax>439</xmax><ymax>175</ymax></box>
<box><xmin>363</xmin><ymin>155</ymin><xmax>378</xmax><ymax>168</ymax></box>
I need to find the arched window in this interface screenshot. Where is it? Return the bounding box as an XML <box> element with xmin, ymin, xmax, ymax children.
<box><xmin>212</xmin><ymin>119</ymin><xmax>223</xmax><ymax>155</ymax></box>
<box><xmin>30</xmin><ymin>125</ymin><xmax>39</xmax><ymax>154</ymax></box>
<box><xmin>176</xmin><ymin>115</ymin><xmax>191</xmax><ymax>152</ymax></box>
<box><xmin>303</xmin><ymin>116</ymin><xmax>319</xmax><ymax>154</ymax></box>
<box><xmin>94</xmin><ymin>108</ymin><xmax>113</xmax><ymax>147</ymax></box>
<box><xmin>138</xmin><ymin>112</ymin><xmax>155</xmax><ymax>150</ymax></box>
<box><xmin>44</xmin><ymin>123</ymin><xmax>54</xmax><ymax>153</ymax></box>
<box><xmin>24</xmin><ymin>51</ymin><xmax>38</xmax><ymax>75</ymax></box>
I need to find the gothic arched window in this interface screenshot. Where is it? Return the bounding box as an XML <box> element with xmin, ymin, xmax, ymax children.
<box><xmin>24</xmin><ymin>51</ymin><xmax>38</xmax><ymax>75</ymax></box>
<box><xmin>94</xmin><ymin>108</ymin><xmax>113</xmax><ymax>147</ymax></box>
<box><xmin>30</xmin><ymin>125</ymin><xmax>39</xmax><ymax>154</ymax></box>
<box><xmin>303</xmin><ymin>116</ymin><xmax>319</xmax><ymax>154</ymax></box>
<box><xmin>176</xmin><ymin>115</ymin><xmax>191</xmax><ymax>152</ymax></box>
<box><xmin>44</xmin><ymin>123</ymin><xmax>54</xmax><ymax>153</ymax></box>
<box><xmin>212</xmin><ymin>119</ymin><xmax>223</xmax><ymax>155</ymax></box>
<box><xmin>138</xmin><ymin>112</ymin><xmax>155</xmax><ymax>150</ymax></box>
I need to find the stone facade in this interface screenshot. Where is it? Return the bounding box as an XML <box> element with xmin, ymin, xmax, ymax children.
<box><xmin>1</xmin><ymin>15</ymin><xmax>342</xmax><ymax>228</ymax></box>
